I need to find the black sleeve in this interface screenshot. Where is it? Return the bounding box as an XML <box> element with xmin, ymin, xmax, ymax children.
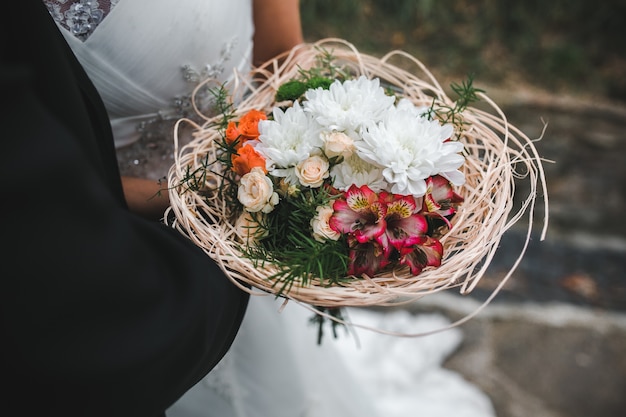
<box><xmin>0</xmin><ymin>2</ymin><xmax>249</xmax><ymax>416</ymax></box>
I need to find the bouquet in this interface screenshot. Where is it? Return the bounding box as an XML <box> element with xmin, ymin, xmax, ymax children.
<box><xmin>166</xmin><ymin>39</ymin><xmax>547</xmax><ymax>325</ymax></box>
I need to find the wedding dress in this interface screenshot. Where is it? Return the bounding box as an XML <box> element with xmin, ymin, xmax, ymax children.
<box><xmin>45</xmin><ymin>0</ymin><xmax>254</xmax><ymax>148</ymax></box>
<box><xmin>45</xmin><ymin>1</ymin><xmax>496</xmax><ymax>416</ymax></box>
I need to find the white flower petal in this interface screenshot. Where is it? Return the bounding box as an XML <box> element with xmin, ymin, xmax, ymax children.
<box><xmin>441</xmin><ymin>169</ymin><xmax>466</xmax><ymax>186</ymax></box>
<box><xmin>304</xmin><ymin>76</ymin><xmax>395</xmax><ymax>134</ymax></box>
<box><xmin>256</xmin><ymin>101</ymin><xmax>323</xmax><ymax>172</ymax></box>
<box><xmin>355</xmin><ymin>106</ymin><xmax>465</xmax><ymax>197</ymax></box>
<box><xmin>330</xmin><ymin>154</ymin><xmax>388</xmax><ymax>192</ymax></box>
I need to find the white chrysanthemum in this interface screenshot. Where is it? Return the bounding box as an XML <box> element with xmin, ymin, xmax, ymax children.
<box><xmin>330</xmin><ymin>154</ymin><xmax>388</xmax><ymax>192</ymax></box>
<box><xmin>356</xmin><ymin>107</ymin><xmax>465</xmax><ymax>197</ymax></box>
<box><xmin>256</xmin><ymin>101</ymin><xmax>323</xmax><ymax>184</ymax></box>
<box><xmin>396</xmin><ymin>98</ymin><xmax>430</xmax><ymax>118</ymax></box>
<box><xmin>303</xmin><ymin>76</ymin><xmax>395</xmax><ymax>134</ymax></box>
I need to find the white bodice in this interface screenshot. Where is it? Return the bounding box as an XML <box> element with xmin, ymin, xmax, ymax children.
<box><xmin>46</xmin><ymin>0</ymin><xmax>254</xmax><ymax>147</ymax></box>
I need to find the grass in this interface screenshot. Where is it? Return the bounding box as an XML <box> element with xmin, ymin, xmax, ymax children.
<box><xmin>300</xmin><ymin>0</ymin><xmax>626</xmax><ymax>103</ymax></box>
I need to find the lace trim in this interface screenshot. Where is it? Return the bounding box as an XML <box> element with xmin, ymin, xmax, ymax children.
<box><xmin>137</xmin><ymin>38</ymin><xmax>238</xmax><ymax>141</ymax></box>
<box><xmin>44</xmin><ymin>0</ymin><xmax>119</xmax><ymax>41</ymax></box>
<box><xmin>45</xmin><ymin>0</ymin><xmax>240</xmax><ymax>146</ymax></box>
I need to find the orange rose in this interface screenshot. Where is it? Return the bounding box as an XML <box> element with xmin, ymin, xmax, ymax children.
<box><xmin>237</xmin><ymin>109</ymin><xmax>267</xmax><ymax>140</ymax></box>
<box><xmin>232</xmin><ymin>144</ymin><xmax>267</xmax><ymax>176</ymax></box>
<box><xmin>225</xmin><ymin>121</ymin><xmax>241</xmax><ymax>148</ymax></box>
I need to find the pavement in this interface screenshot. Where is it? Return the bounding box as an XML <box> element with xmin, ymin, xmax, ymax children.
<box><xmin>116</xmin><ymin>89</ymin><xmax>626</xmax><ymax>417</ymax></box>
<box><xmin>418</xmin><ymin>91</ymin><xmax>626</xmax><ymax>417</ymax></box>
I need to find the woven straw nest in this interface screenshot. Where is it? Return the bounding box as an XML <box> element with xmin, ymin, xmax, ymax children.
<box><xmin>165</xmin><ymin>38</ymin><xmax>548</xmax><ymax>312</ymax></box>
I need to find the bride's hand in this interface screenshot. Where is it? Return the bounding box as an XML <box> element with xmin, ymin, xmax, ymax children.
<box><xmin>121</xmin><ymin>176</ymin><xmax>170</xmax><ymax>221</ymax></box>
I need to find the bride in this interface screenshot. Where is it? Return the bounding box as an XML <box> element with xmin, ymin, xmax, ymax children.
<box><xmin>44</xmin><ymin>1</ymin><xmax>495</xmax><ymax>416</ymax></box>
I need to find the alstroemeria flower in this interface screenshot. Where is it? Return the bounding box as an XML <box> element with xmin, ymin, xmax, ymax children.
<box><xmin>329</xmin><ymin>184</ymin><xmax>387</xmax><ymax>244</ymax></box>
<box><xmin>377</xmin><ymin>192</ymin><xmax>429</xmax><ymax>257</ymax></box>
<box><xmin>420</xmin><ymin>175</ymin><xmax>464</xmax><ymax>228</ymax></box>
<box><xmin>346</xmin><ymin>236</ymin><xmax>391</xmax><ymax>277</ymax></box>
<box><xmin>398</xmin><ymin>236</ymin><xmax>444</xmax><ymax>276</ymax></box>
<box><xmin>231</xmin><ymin>143</ymin><xmax>267</xmax><ymax>176</ymax></box>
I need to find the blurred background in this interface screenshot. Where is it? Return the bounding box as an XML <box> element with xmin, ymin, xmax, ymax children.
<box><xmin>301</xmin><ymin>0</ymin><xmax>626</xmax><ymax>101</ymax></box>
<box><xmin>299</xmin><ymin>1</ymin><xmax>626</xmax><ymax>416</ymax></box>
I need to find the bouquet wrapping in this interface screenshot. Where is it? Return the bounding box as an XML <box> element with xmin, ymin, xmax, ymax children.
<box><xmin>166</xmin><ymin>38</ymin><xmax>548</xmax><ymax>315</ymax></box>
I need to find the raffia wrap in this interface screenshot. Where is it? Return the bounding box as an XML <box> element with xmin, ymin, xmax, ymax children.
<box><xmin>165</xmin><ymin>38</ymin><xmax>548</xmax><ymax>318</ymax></box>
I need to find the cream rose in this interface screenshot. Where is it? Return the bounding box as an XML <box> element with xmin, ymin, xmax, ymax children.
<box><xmin>235</xmin><ymin>212</ymin><xmax>268</xmax><ymax>244</ymax></box>
<box><xmin>322</xmin><ymin>130</ymin><xmax>355</xmax><ymax>159</ymax></box>
<box><xmin>237</xmin><ymin>167</ymin><xmax>279</xmax><ymax>213</ymax></box>
<box><xmin>310</xmin><ymin>205</ymin><xmax>340</xmax><ymax>242</ymax></box>
<box><xmin>295</xmin><ymin>155</ymin><xmax>329</xmax><ymax>188</ymax></box>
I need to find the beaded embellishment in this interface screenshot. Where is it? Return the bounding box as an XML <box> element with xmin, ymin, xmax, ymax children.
<box><xmin>44</xmin><ymin>0</ymin><xmax>118</xmax><ymax>41</ymax></box>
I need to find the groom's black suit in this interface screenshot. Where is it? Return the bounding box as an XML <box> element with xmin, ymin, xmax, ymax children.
<box><xmin>1</xmin><ymin>2</ymin><xmax>248</xmax><ymax>416</ymax></box>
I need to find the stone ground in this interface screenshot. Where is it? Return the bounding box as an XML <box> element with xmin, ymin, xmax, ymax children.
<box><xmin>431</xmin><ymin>90</ymin><xmax>626</xmax><ymax>417</ymax></box>
<box><xmin>117</xmin><ymin>88</ymin><xmax>626</xmax><ymax>417</ymax></box>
